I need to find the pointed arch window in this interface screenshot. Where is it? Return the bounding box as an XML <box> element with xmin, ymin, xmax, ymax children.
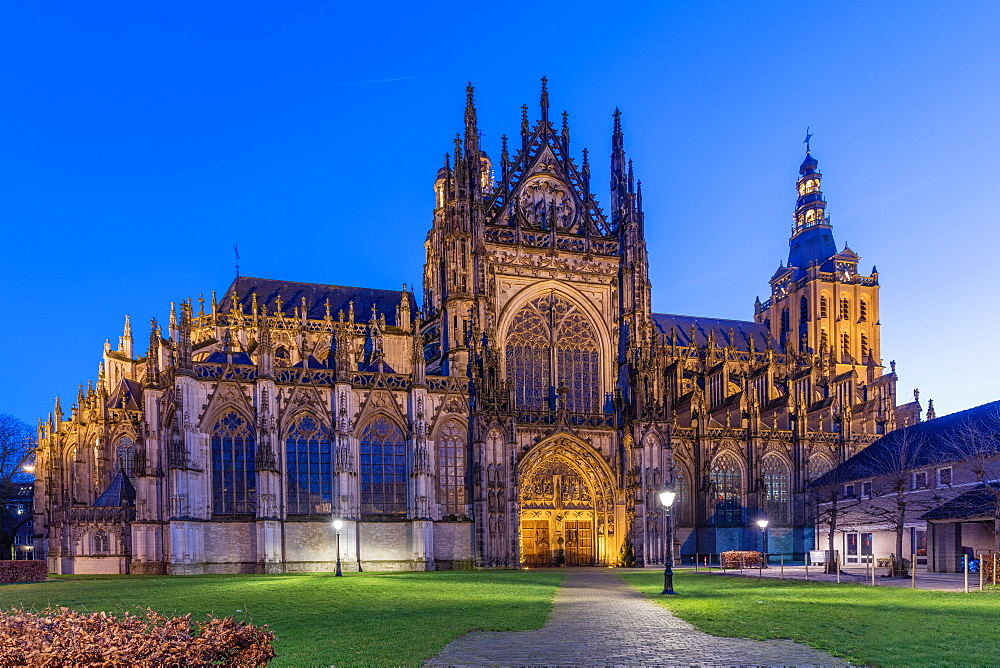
<box><xmin>114</xmin><ymin>436</ymin><xmax>136</xmax><ymax>483</ymax></box>
<box><xmin>820</xmin><ymin>329</ymin><xmax>829</xmax><ymax>353</ymax></box>
<box><xmin>674</xmin><ymin>466</ymin><xmax>691</xmax><ymax>525</ymax></box>
<box><xmin>761</xmin><ymin>455</ymin><xmax>790</xmax><ymax>524</ymax></box>
<box><xmin>93</xmin><ymin>529</ymin><xmax>110</xmax><ymax>554</ymax></box>
<box><xmin>709</xmin><ymin>454</ymin><xmax>742</xmax><ymax>526</ymax></box>
<box><xmin>211</xmin><ymin>412</ymin><xmax>256</xmax><ymax>515</ymax></box>
<box><xmin>807</xmin><ymin>453</ymin><xmax>834</xmax><ymax>484</ymax></box>
<box><xmin>841</xmin><ymin>332</ymin><xmax>851</xmax><ymax>362</ymax></box>
<box><xmin>436</xmin><ymin>419</ymin><xmax>467</xmax><ymax>516</ymax></box>
<box><xmin>861</xmin><ymin>333</ymin><xmax>870</xmax><ymax>362</ymax></box>
<box><xmin>820</xmin><ymin>296</ymin><xmax>828</xmax><ymax>319</ymax></box>
<box><xmin>859</xmin><ymin>298</ymin><xmax>869</xmax><ymax>322</ymax></box>
<box><xmin>505</xmin><ymin>293</ymin><xmax>601</xmax><ymax>413</ymax></box>
<box><xmin>285</xmin><ymin>414</ymin><xmax>332</xmax><ymax>514</ymax></box>
<box><xmin>839</xmin><ymin>297</ymin><xmax>850</xmax><ymax>321</ymax></box>
<box><xmin>799</xmin><ymin>296</ymin><xmax>809</xmax><ymax>323</ymax></box>
<box><xmin>360</xmin><ymin>416</ymin><xmax>407</xmax><ymax>515</ymax></box>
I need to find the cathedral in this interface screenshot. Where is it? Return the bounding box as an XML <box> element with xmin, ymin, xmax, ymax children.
<box><xmin>33</xmin><ymin>81</ymin><xmax>918</xmax><ymax>574</ymax></box>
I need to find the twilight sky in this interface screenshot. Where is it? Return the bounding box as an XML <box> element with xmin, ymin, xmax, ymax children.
<box><xmin>1</xmin><ymin>2</ymin><xmax>998</xmax><ymax>426</ymax></box>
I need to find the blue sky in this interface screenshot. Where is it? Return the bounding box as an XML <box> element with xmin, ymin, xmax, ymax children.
<box><xmin>2</xmin><ymin>2</ymin><xmax>998</xmax><ymax>425</ymax></box>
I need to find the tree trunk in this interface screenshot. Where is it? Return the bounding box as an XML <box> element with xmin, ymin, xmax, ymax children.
<box><xmin>893</xmin><ymin>492</ymin><xmax>908</xmax><ymax>577</ymax></box>
<box><xmin>826</xmin><ymin>499</ymin><xmax>839</xmax><ymax>574</ymax></box>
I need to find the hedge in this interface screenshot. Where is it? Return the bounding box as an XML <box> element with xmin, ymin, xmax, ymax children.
<box><xmin>0</xmin><ymin>608</ymin><xmax>275</xmax><ymax>666</ymax></box>
<box><xmin>0</xmin><ymin>560</ymin><xmax>47</xmax><ymax>583</ymax></box>
<box><xmin>721</xmin><ymin>550</ymin><xmax>764</xmax><ymax>568</ymax></box>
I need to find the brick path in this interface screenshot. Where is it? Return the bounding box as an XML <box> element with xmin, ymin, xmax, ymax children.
<box><xmin>427</xmin><ymin>569</ymin><xmax>844</xmax><ymax>667</ymax></box>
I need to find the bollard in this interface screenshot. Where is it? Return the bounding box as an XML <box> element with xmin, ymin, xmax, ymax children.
<box><xmin>964</xmin><ymin>555</ymin><xmax>969</xmax><ymax>594</ymax></box>
<box><xmin>805</xmin><ymin>560</ymin><xmax>809</xmax><ymax>581</ymax></box>
<box><xmin>871</xmin><ymin>557</ymin><xmax>876</xmax><ymax>586</ymax></box>
<box><xmin>980</xmin><ymin>556</ymin><xmax>984</xmax><ymax>592</ymax></box>
<box><xmin>911</xmin><ymin>554</ymin><xmax>916</xmax><ymax>589</ymax></box>
<box><xmin>837</xmin><ymin>555</ymin><xmax>841</xmax><ymax>583</ymax></box>
<box><xmin>695</xmin><ymin>553</ymin><xmax>699</xmax><ymax>572</ymax></box>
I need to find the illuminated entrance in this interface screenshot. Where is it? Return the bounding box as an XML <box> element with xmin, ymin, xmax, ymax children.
<box><xmin>517</xmin><ymin>437</ymin><xmax>620</xmax><ymax>567</ymax></box>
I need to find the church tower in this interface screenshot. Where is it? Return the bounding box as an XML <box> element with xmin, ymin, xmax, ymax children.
<box><xmin>756</xmin><ymin>143</ymin><xmax>883</xmax><ymax>380</ymax></box>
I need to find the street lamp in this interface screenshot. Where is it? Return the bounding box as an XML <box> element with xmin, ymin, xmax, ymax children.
<box><xmin>757</xmin><ymin>519</ymin><xmax>769</xmax><ymax>569</ymax></box>
<box><xmin>659</xmin><ymin>485</ymin><xmax>677</xmax><ymax>595</ymax></box>
<box><xmin>333</xmin><ymin>519</ymin><xmax>344</xmax><ymax>577</ymax></box>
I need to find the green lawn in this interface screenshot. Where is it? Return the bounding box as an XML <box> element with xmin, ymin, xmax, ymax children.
<box><xmin>621</xmin><ymin>570</ymin><xmax>1000</xmax><ymax>666</ymax></box>
<box><xmin>1</xmin><ymin>570</ymin><xmax>564</xmax><ymax>666</ymax></box>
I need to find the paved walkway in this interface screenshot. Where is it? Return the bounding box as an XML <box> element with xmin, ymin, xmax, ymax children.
<box><xmin>427</xmin><ymin>569</ymin><xmax>844</xmax><ymax>667</ymax></box>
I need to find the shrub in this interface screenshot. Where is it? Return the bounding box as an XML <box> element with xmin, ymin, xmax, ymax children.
<box><xmin>0</xmin><ymin>560</ymin><xmax>47</xmax><ymax>583</ymax></box>
<box><xmin>721</xmin><ymin>550</ymin><xmax>764</xmax><ymax>568</ymax></box>
<box><xmin>0</xmin><ymin>607</ymin><xmax>275</xmax><ymax>666</ymax></box>
<box><xmin>618</xmin><ymin>539</ymin><xmax>636</xmax><ymax>567</ymax></box>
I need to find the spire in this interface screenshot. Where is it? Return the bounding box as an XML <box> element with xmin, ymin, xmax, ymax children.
<box><xmin>521</xmin><ymin>103</ymin><xmax>530</xmax><ymax>151</ymax></box>
<box><xmin>120</xmin><ymin>314</ymin><xmax>134</xmax><ymax>358</ymax></box>
<box><xmin>788</xmin><ymin>136</ymin><xmax>836</xmax><ymax>268</ymax></box>
<box><xmin>500</xmin><ymin>134</ymin><xmax>509</xmax><ymax>182</ymax></box>
<box><xmin>610</xmin><ymin>108</ymin><xmax>628</xmax><ymax>229</ymax></box>
<box><xmin>561</xmin><ymin>110</ymin><xmax>570</xmax><ymax>148</ymax></box>
<box><xmin>146</xmin><ymin>317</ymin><xmax>160</xmax><ymax>384</ymax></box>
<box><xmin>464</xmin><ymin>82</ymin><xmax>479</xmax><ymax>157</ymax></box>
<box><xmin>539</xmin><ymin>76</ymin><xmax>549</xmax><ymax>123</ymax></box>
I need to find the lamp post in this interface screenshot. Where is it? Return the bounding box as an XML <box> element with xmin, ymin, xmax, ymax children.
<box><xmin>757</xmin><ymin>519</ymin><xmax>769</xmax><ymax>569</ymax></box>
<box><xmin>333</xmin><ymin>519</ymin><xmax>344</xmax><ymax>577</ymax></box>
<box><xmin>659</xmin><ymin>485</ymin><xmax>677</xmax><ymax>595</ymax></box>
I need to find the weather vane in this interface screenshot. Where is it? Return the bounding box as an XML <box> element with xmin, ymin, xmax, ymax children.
<box><xmin>803</xmin><ymin>127</ymin><xmax>813</xmax><ymax>152</ymax></box>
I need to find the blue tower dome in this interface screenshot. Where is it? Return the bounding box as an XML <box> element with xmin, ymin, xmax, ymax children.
<box><xmin>799</xmin><ymin>151</ymin><xmax>819</xmax><ymax>175</ymax></box>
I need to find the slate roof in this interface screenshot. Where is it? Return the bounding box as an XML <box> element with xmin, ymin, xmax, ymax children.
<box><xmin>220</xmin><ymin>277</ymin><xmax>416</xmax><ymax>327</ymax></box>
<box><xmin>788</xmin><ymin>225</ymin><xmax>837</xmax><ymax>270</ymax></box>
<box><xmin>107</xmin><ymin>378</ymin><xmax>143</xmax><ymax>410</ymax></box>
<box><xmin>94</xmin><ymin>470</ymin><xmax>136</xmax><ymax>507</ymax></box>
<box><xmin>652</xmin><ymin>313</ymin><xmax>781</xmax><ymax>354</ymax></box>
<box><xmin>811</xmin><ymin>400</ymin><xmax>1000</xmax><ymax>487</ymax></box>
<box><xmin>922</xmin><ymin>485</ymin><xmax>998</xmax><ymax>521</ymax></box>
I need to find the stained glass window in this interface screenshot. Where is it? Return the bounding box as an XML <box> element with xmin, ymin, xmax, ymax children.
<box><xmin>115</xmin><ymin>436</ymin><xmax>136</xmax><ymax>482</ymax></box>
<box><xmin>360</xmin><ymin>416</ymin><xmax>407</xmax><ymax>515</ymax></box>
<box><xmin>436</xmin><ymin>419</ymin><xmax>466</xmax><ymax>516</ymax></box>
<box><xmin>285</xmin><ymin>414</ymin><xmax>332</xmax><ymax>514</ymax></box>
<box><xmin>211</xmin><ymin>411</ymin><xmax>257</xmax><ymax>514</ymax></box>
<box><xmin>93</xmin><ymin>529</ymin><xmax>110</xmax><ymax>554</ymax></box>
<box><xmin>505</xmin><ymin>293</ymin><xmax>600</xmax><ymax>413</ymax></box>
<box><xmin>674</xmin><ymin>466</ymin><xmax>690</xmax><ymax>525</ymax></box>
<box><xmin>709</xmin><ymin>454</ymin><xmax>742</xmax><ymax>525</ymax></box>
<box><xmin>761</xmin><ymin>455</ymin><xmax>790</xmax><ymax>524</ymax></box>
<box><xmin>808</xmin><ymin>453</ymin><xmax>833</xmax><ymax>483</ymax></box>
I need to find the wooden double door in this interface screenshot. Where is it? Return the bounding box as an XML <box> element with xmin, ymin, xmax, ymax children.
<box><xmin>521</xmin><ymin>514</ymin><xmax>594</xmax><ymax>566</ymax></box>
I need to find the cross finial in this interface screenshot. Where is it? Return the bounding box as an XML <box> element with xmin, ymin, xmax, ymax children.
<box><xmin>803</xmin><ymin>127</ymin><xmax>813</xmax><ymax>152</ymax></box>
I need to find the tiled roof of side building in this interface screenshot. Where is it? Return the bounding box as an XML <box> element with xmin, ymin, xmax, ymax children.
<box><xmin>921</xmin><ymin>485</ymin><xmax>998</xmax><ymax>521</ymax></box>
<box><xmin>651</xmin><ymin>313</ymin><xmax>782</xmax><ymax>354</ymax></box>
<box><xmin>220</xmin><ymin>276</ymin><xmax>416</xmax><ymax>327</ymax></box>
<box><xmin>811</xmin><ymin>399</ymin><xmax>1000</xmax><ymax>487</ymax></box>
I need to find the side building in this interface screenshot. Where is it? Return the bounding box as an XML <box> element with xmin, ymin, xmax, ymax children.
<box><xmin>33</xmin><ymin>83</ymin><xmax>912</xmax><ymax>574</ymax></box>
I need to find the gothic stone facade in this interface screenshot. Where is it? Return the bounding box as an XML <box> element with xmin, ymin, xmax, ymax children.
<box><xmin>33</xmin><ymin>83</ymin><xmax>918</xmax><ymax>574</ymax></box>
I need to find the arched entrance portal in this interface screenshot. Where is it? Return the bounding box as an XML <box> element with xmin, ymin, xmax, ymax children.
<box><xmin>517</xmin><ymin>437</ymin><xmax>619</xmax><ymax>567</ymax></box>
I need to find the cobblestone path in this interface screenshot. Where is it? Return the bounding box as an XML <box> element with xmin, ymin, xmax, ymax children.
<box><xmin>427</xmin><ymin>569</ymin><xmax>845</xmax><ymax>667</ymax></box>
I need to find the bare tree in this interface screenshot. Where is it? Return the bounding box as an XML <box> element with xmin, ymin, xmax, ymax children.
<box><xmin>0</xmin><ymin>414</ymin><xmax>36</xmax><ymax>558</ymax></box>
<box><xmin>809</xmin><ymin>471</ymin><xmax>864</xmax><ymax>574</ymax></box>
<box><xmin>938</xmin><ymin>405</ymin><xmax>1000</xmax><ymax>551</ymax></box>
<box><xmin>857</xmin><ymin>429</ymin><xmax>934</xmax><ymax>577</ymax></box>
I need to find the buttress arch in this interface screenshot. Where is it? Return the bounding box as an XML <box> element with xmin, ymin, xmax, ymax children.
<box><xmin>516</xmin><ymin>435</ymin><xmax>623</xmax><ymax>566</ymax></box>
